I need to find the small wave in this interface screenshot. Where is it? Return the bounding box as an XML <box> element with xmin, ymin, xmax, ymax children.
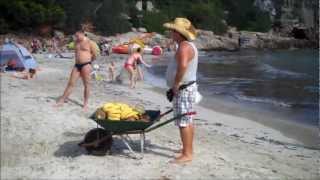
<box><xmin>304</xmin><ymin>86</ymin><xmax>319</xmax><ymax>93</ymax></box>
<box><xmin>198</xmin><ymin>51</ymin><xmax>207</xmax><ymax>57</ymax></box>
<box><xmin>258</xmin><ymin>64</ymin><xmax>308</xmax><ymax>78</ymax></box>
<box><xmin>234</xmin><ymin>95</ymin><xmax>292</xmax><ymax>108</ymax></box>
<box><xmin>291</xmin><ymin>103</ymin><xmax>319</xmax><ymax>109</ymax></box>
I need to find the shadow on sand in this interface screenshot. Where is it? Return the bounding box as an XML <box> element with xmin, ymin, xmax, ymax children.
<box><xmin>54</xmin><ymin>140</ymin><xmax>87</xmax><ymax>158</ymax></box>
<box><xmin>47</xmin><ymin>96</ymin><xmax>83</xmax><ymax>107</ymax></box>
<box><xmin>54</xmin><ymin>137</ymin><xmax>178</xmax><ymax>159</ymax></box>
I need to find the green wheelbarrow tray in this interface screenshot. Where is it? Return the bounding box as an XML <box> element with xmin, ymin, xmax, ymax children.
<box><xmin>89</xmin><ymin>110</ymin><xmax>161</xmax><ymax>134</ymax></box>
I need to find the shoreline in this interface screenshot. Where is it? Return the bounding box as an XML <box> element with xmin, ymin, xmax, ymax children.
<box><xmin>1</xmin><ymin>53</ymin><xmax>319</xmax><ymax>179</ymax></box>
<box><xmin>142</xmin><ymin>51</ymin><xmax>319</xmax><ymax>148</ymax></box>
<box><xmin>148</xmin><ymin>85</ymin><xmax>319</xmax><ymax>149</ymax></box>
<box><xmin>195</xmin><ymin>94</ymin><xmax>319</xmax><ymax>148</ymax></box>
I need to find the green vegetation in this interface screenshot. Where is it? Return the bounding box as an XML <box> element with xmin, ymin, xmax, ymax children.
<box><xmin>0</xmin><ymin>0</ymin><xmax>65</xmax><ymax>32</ymax></box>
<box><xmin>150</xmin><ymin>0</ymin><xmax>227</xmax><ymax>34</ymax></box>
<box><xmin>141</xmin><ymin>11</ymin><xmax>170</xmax><ymax>33</ymax></box>
<box><xmin>222</xmin><ymin>0</ymin><xmax>272</xmax><ymax>32</ymax></box>
<box><xmin>94</xmin><ymin>0</ymin><xmax>131</xmax><ymax>35</ymax></box>
<box><xmin>0</xmin><ymin>0</ymin><xmax>273</xmax><ymax>35</ymax></box>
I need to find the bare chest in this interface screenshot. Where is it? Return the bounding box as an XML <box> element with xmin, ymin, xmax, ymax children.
<box><xmin>76</xmin><ymin>42</ymin><xmax>91</xmax><ymax>52</ymax></box>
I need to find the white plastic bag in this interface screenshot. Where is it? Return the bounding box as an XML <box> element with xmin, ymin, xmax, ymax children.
<box><xmin>195</xmin><ymin>91</ymin><xmax>203</xmax><ymax>104</ymax></box>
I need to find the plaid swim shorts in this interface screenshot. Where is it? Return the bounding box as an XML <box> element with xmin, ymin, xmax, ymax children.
<box><xmin>173</xmin><ymin>83</ymin><xmax>197</xmax><ymax>127</ymax></box>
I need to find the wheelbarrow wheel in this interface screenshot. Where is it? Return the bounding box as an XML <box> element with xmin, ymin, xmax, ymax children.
<box><xmin>79</xmin><ymin>128</ymin><xmax>113</xmax><ymax>156</ymax></box>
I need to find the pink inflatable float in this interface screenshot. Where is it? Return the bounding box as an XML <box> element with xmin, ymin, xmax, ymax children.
<box><xmin>151</xmin><ymin>46</ymin><xmax>163</xmax><ymax>56</ymax></box>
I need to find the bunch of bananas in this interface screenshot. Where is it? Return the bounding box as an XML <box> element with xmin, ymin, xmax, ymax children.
<box><xmin>95</xmin><ymin>103</ymin><xmax>141</xmax><ymax>121</ymax></box>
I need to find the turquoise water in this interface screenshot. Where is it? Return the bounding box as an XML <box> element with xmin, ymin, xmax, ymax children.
<box><xmin>146</xmin><ymin>49</ymin><xmax>319</xmax><ymax>127</ymax></box>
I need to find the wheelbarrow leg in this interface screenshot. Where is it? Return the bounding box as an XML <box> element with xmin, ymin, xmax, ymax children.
<box><xmin>140</xmin><ymin>132</ymin><xmax>145</xmax><ymax>154</ymax></box>
<box><xmin>120</xmin><ymin>135</ymin><xmax>141</xmax><ymax>159</ymax></box>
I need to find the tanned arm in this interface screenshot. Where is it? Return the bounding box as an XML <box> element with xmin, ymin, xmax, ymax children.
<box><xmin>138</xmin><ymin>55</ymin><xmax>152</xmax><ymax>68</ymax></box>
<box><xmin>90</xmin><ymin>40</ymin><xmax>97</xmax><ymax>61</ymax></box>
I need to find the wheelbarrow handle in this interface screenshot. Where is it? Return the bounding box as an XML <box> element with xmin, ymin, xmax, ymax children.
<box><xmin>158</xmin><ymin>109</ymin><xmax>195</xmax><ymax>118</ymax></box>
<box><xmin>185</xmin><ymin>111</ymin><xmax>196</xmax><ymax>116</ymax></box>
<box><xmin>159</xmin><ymin>108</ymin><xmax>173</xmax><ymax>118</ymax></box>
<box><xmin>145</xmin><ymin>111</ymin><xmax>197</xmax><ymax>133</ymax></box>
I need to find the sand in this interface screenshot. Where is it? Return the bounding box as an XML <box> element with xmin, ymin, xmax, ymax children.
<box><xmin>1</xmin><ymin>53</ymin><xmax>319</xmax><ymax>179</ymax></box>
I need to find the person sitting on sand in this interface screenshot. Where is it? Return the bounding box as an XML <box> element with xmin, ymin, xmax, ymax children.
<box><xmin>12</xmin><ymin>68</ymin><xmax>37</xmax><ymax>80</ymax></box>
<box><xmin>55</xmin><ymin>29</ymin><xmax>97</xmax><ymax>111</ymax></box>
<box><xmin>6</xmin><ymin>59</ymin><xmax>18</xmax><ymax>71</ymax></box>
<box><xmin>108</xmin><ymin>61</ymin><xmax>116</xmax><ymax>82</ymax></box>
<box><xmin>124</xmin><ymin>48</ymin><xmax>151</xmax><ymax>88</ymax></box>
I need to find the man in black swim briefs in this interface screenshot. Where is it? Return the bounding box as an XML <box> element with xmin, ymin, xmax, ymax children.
<box><xmin>74</xmin><ymin>61</ymin><xmax>92</xmax><ymax>71</ymax></box>
<box><xmin>55</xmin><ymin>29</ymin><xmax>97</xmax><ymax>111</ymax></box>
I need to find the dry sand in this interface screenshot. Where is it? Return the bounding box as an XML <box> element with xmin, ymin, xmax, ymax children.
<box><xmin>1</xmin><ymin>54</ymin><xmax>319</xmax><ymax>179</ymax></box>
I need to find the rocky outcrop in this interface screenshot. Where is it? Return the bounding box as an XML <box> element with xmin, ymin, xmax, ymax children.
<box><xmin>194</xmin><ymin>30</ymin><xmax>239</xmax><ymax>51</ymax></box>
<box><xmin>145</xmin><ymin>28</ymin><xmax>315</xmax><ymax>51</ymax></box>
<box><xmin>39</xmin><ymin>26</ymin><xmax>315</xmax><ymax>53</ymax></box>
<box><xmin>192</xmin><ymin>29</ymin><xmax>315</xmax><ymax>50</ymax></box>
<box><xmin>239</xmin><ymin>31</ymin><xmax>315</xmax><ymax>49</ymax></box>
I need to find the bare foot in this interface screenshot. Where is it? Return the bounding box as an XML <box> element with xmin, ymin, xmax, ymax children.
<box><xmin>170</xmin><ymin>155</ymin><xmax>192</xmax><ymax>164</ymax></box>
<box><xmin>174</xmin><ymin>149</ymin><xmax>183</xmax><ymax>158</ymax></box>
<box><xmin>53</xmin><ymin>102</ymin><xmax>64</xmax><ymax>108</ymax></box>
<box><xmin>82</xmin><ymin>104</ymin><xmax>89</xmax><ymax>112</ymax></box>
<box><xmin>53</xmin><ymin>98</ymin><xmax>66</xmax><ymax>108</ymax></box>
<box><xmin>175</xmin><ymin>149</ymin><xmax>183</xmax><ymax>153</ymax></box>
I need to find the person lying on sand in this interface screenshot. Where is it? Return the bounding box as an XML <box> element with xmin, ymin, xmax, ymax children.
<box><xmin>11</xmin><ymin>68</ymin><xmax>37</xmax><ymax>80</ymax></box>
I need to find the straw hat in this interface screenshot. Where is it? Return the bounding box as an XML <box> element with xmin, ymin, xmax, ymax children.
<box><xmin>163</xmin><ymin>17</ymin><xmax>197</xmax><ymax>41</ymax></box>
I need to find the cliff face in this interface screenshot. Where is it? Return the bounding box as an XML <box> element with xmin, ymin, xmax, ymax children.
<box><xmin>255</xmin><ymin>0</ymin><xmax>318</xmax><ymax>40</ymax></box>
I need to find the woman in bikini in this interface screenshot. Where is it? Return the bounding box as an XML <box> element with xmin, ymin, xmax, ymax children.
<box><xmin>124</xmin><ymin>48</ymin><xmax>151</xmax><ymax>88</ymax></box>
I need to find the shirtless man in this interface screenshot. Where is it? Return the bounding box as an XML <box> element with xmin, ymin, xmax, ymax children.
<box><xmin>55</xmin><ymin>30</ymin><xmax>97</xmax><ymax>110</ymax></box>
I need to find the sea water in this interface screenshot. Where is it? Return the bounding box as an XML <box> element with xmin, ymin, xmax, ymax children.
<box><xmin>145</xmin><ymin>49</ymin><xmax>319</xmax><ymax>127</ymax></box>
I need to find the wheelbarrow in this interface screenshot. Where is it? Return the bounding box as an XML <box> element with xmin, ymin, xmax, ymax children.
<box><xmin>79</xmin><ymin>109</ymin><xmax>196</xmax><ymax>158</ymax></box>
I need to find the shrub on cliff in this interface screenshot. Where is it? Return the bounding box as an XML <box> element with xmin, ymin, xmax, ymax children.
<box><xmin>148</xmin><ymin>0</ymin><xmax>227</xmax><ymax>34</ymax></box>
<box><xmin>0</xmin><ymin>0</ymin><xmax>65</xmax><ymax>33</ymax></box>
<box><xmin>222</xmin><ymin>0</ymin><xmax>272</xmax><ymax>32</ymax></box>
<box><xmin>94</xmin><ymin>0</ymin><xmax>131</xmax><ymax>35</ymax></box>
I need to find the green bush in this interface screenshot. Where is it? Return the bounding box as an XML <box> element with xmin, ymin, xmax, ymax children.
<box><xmin>185</xmin><ymin>2</ymin><xmax>227</xmax><ymax>34</ymax></box>
<box><xmin>0</xmin><ymin>18</ymin><xmax>9</xmax><ymax>34</ymax></box>
<box><xmin>0</xmin><ymin>0</ymin><xmax>273</xmax><ymax>35</ymax></box>
<box><xmin>141</xmin><ymin>11</ymin><xmax>170</xmax><ymax>33</ymax></box>
<box><xmin>222</xmin><ymin>0</ymin><xmax>272</xmax><ymax>32</ymax></box>
<box><xmin>0</xmin><ymin>0</ymin><xmax>65</xmax><ymax>32</ymax></box>
<box><xmin>149</xmin><ymin>0</ymin><xmax>227</xmax><ymax>34</ymax></box>
<box><xmin>94</xmin><ymin>0</ymin><xmax>131</xmax><ymax>35</ymax></box>
<box><xmin>247</xmin><ymin>11</ymin><xmax>272</xmax><ymax>32</ymax></box>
